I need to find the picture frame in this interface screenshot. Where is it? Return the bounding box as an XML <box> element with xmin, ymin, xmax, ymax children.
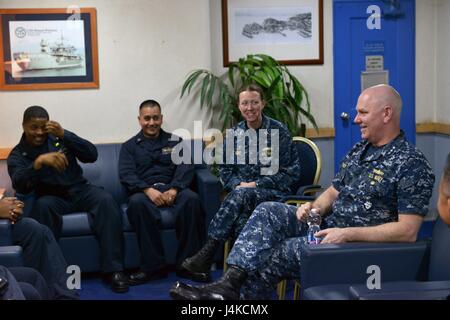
<box><xmin>0</xmin><ymin>8</ymin><xmax>99</xmax><ymax>90</ymax></box>
<box><xmin>221</xmin><ymin>0</ymin><xmax>324</xmax><ymax>67</ymax></box>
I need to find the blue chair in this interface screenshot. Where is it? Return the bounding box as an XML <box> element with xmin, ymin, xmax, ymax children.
<box><xmin>300</xmin><ymin>217</ymin><xmax>450</xmax><ymax>300</ymax></box>
<box><xmin>286</xmin><ymin>136</ymin><xmax>323</xmax><ymax>201</ymax></box>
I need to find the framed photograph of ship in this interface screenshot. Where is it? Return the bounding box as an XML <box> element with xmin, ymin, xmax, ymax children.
<box><xmin>221</xmin><ymin>0</ymin><xmax>323</xmax><ymax>67</ymax></box>
<box><xmin>0</xmin><ymin>8</ymin><xmax>99</xmax><ymax>90</ymax></box>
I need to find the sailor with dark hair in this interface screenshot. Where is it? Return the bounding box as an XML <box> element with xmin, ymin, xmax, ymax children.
<box><xmin>7</xmin><ymin>105</ymin><xmax>129</xmax><ymax>293</ymax></box>
<box><xmin>119</xmin><ymin>99</ymin><xmax>205</xmax><ymax>285</ymax></box>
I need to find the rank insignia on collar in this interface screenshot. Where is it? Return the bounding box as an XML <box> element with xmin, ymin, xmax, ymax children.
<box><xmin>262</xmin><ymin>147</ymin><xmax>272</xmax><ymax>157</ymax></box>
<box><xmin>162</xmin><ymin>147</ymin><xmax>172</xmax><ymax>155</ymax></box>
<box><xmin>373</xmin><ymin>168</ymin><xmax>384</xmax><ymax>176</ymax></box>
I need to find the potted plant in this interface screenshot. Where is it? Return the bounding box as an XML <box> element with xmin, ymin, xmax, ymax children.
<box><xmin>181</xmin><ymin>53</ymin><xmax>318</xmax><ymax>136</ymax></box>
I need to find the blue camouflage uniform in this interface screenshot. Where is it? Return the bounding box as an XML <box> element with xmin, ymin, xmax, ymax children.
<box><xmin>119</xmin><ymin>130</ymin><xmax>205</xmax><ymax>271</ymax></box>
<box><xmin>208</xmin><ymin>115</ymin><xmax>300</xmax><ymax>242</ymax></box>
<box><xmin>227</xmin><ymin>131</ymin><xmax>435</xmax><ymax>299</ymax></box>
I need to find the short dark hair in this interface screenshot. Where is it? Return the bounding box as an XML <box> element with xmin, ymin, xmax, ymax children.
<box><xmin>23</xmin><ymin>106</ymin><xmax>49</xmax><ymax>123</ymax></box>
<box><xmin>139</xmin><ymin>99</ymin><xmax>161</xmax><ymax>111</ymax></box>
<box><xmin>238</xmin><ymin>84</ymin><xmax>265</xmax><ymax>102</ymax></box>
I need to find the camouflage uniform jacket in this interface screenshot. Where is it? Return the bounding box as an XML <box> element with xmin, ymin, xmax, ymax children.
<box><xmin>326</xmin><ymin>131</ymin><xmax>435</xmax><ymax>228</ymax></box>
<box><xmin>219</xmin><ymin>115</ymin><xmax>300</xmax><ymax>194</ymax></box>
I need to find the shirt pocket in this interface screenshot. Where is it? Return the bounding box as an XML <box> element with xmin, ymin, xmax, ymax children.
<box><xmin>367</xmin><ymin>177</ymin><xmax>393</xmax><ymax>199</ymax></box>
<box><xmin>135</xmin><ymin>152</ymin><xmax>153</xmax><ymax>167</ymax></box>
<box><xmin>158</xmin><ymin>151</ymin><xmax>173</xmax><ymax>165</ymax></box>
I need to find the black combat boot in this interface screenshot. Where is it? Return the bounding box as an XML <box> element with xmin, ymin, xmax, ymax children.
<box><xmin>170</xmin><ymin>265</ymin><xmax>247</xmax><ymax>300</ymax></box>
<box><xmin>176</xmin><ymin>238</ymin><xmax>220</xmax><ymax>282</ymax></box>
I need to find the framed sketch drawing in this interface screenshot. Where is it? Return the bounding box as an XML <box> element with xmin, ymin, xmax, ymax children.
<box><xmin>222</xmin><ymin>0</ymin><xmax>324</xmax><ymax>66</ymax></box>
<box><xmin>0</xmin><ymin>8</ymin><xmax>99</xmax><ymax>90</ymax></box>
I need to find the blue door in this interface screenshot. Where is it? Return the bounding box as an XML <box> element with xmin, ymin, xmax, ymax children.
<box><xmin>333</xmin><ymin>0</ymin><xmax>415</xmax><ymax>171</ymax></box>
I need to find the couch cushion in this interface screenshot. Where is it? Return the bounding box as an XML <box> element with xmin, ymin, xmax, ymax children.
<box><xmin>61</xmin><ymin>211</ymin><xmax>132</xmax><ymax>236</ymax></box>
<box><xmin>62</xmin><ymin>213</ymin><xmax>92</xmax><ymax>236</ymax></box>
<box><xmin>0</xmin><ymin>246</ymin><xmax>23</xmax><ymax>267</ymax></box>
<box><xmin>79</xmin><ymin>144</ymin><xmax>128</xmax><ymax>204</ymax></box>
<box><xmin>303</xmin><ymin>284</ymin><xmax>353</xmax><ymax>300</ymax></box>
<box><xmin>62</xmin><ymin>204</ymin><xmax>178</xmax><ymax>236</ymax></box>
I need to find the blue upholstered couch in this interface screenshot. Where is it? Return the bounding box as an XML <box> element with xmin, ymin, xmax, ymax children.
<box><xmin>0</xmin><ymin>142</ymin><xmax>222</xmax><ymax>272</ymax></box>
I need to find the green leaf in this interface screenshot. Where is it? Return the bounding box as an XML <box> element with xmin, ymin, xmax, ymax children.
<box><xmin>267</xmin><ymin>75</ymin><xmax>282</xmax><ymax>97</ymax></box>
<box><xmin>200</xmin><ymin>74</ymin><xmax>211</xmax><ymax>108</ymax></box>
<box><xmin>207</xmin><ymin>76</ymin><xmax>217</xmax><ymax>108</ymax></box>
<box><xmin>179</xmin><ymin>53</ymin><xmax>317</xmax><ymax>134</ymax></box>
<box><xmin>181</xmin><ymin>70</ymin><xmax>204</xmax><ymax>98</ymax></box>
<box><xmin>228</xmin><ymin>65</ymin><xmax>236</xmax><ymax>88</ymax></box>
<box><xmin>252</xmin><ymin>70</ymin><xmax>271</xmax><ymax>88</ymax></box>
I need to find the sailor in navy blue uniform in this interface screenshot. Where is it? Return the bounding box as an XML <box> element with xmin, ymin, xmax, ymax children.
<box><xmin>119</xmin><ymin>99</ymin><xmax>205</xmax><ymax>285</ymax></box>
<box><xmin>7</xmin><ymin>106</ymin><xmax>128</xmax><ymax>293</ymax></box>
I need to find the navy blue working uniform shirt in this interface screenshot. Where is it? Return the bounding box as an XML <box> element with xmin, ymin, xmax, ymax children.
<box><xmin>325</xmin><ymin>131</ymin><xmax>435</xmax><ymax>228</ymax></box>
<box><xmin>7</xmin><ymin>130</ymin><xmax>97</xmax><ymax>197</ymax></box>
<box><xmin>219</xmin><ymin>115</ymin><xmax>300</xmax><ymax>193</ymax></box>
<box><xmin>119</xmin><ymin>130</ymin><xmax>194</xmax><ymax>194</ymax></box>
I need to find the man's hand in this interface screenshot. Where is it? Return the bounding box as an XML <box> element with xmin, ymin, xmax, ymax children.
<box><xmin>236</xmin><ymin>182</ymin><xmax>256</xmax><ymax>189</ymax></box>
<box><xmin>45</xmin><ymin>120</ymin><xmax>64</xmax><ymax>139</ymax></box>
<box><xmin>144</xmin><ymin>188</ymin><xmax>166</xmax><ymax>207</ymax></box>
<box><xmin>34</xmin><ymin>152</ymin><xmax>68</xmax><ymax>172</ymax></box>
<box><xmin>314</xmin><ymin>228</ymin><xmax>349</xmax><ymax>244</ymax></box>
<box><xmin>0</xmin><ymin>198</ymin><xmax>24</xmax><ymax>224</ymax></box>
<box><xmin>296</xmin><ymin>202</ymin><xmax>314</xmax><ymax>222</ymax></box>
<box><xmin>162</xmin><ymin>188</ymin><xmax>178</xmax><ymax>206</ymax></box>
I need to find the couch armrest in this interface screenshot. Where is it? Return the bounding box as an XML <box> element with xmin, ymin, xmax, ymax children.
<box><xmin>194</xmin><ymin>168</ymin><xmax>221</xmax><ymax>227</ymax></box>
<box><xmin>299</xmin><ymin>241</ymin><xmax>430</xmax><ymax>291</ymax></box>
<box><xmin>0</xmin><ymin>220</ymin><xmax>13</xmax><ymax>246</ymax></box>
<box><xmin>0</xmin><ymin>246</ymin><xmax>23</xmax><ymax>267</ymax></box>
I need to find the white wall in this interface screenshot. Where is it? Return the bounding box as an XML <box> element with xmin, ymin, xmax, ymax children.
<box><xmin>416</xmin><ymin>0</ymin><xmax>437</xmax><ymax>123</ymax></box>
<box><xmin>209</xmin><ymin>0</ymin><xmax>334</xmax><ymax>129</ymax></box>
<box><xmin>0</xmin><ymin>0</ymin><xmax>212</xmax><ymax>147</ymax></box>
<box><xmin>211</xmin><ymin>0</ymin><xmax>445</xmax><ymax>129</ymax></box>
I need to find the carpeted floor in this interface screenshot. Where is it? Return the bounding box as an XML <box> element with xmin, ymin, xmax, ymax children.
<box><xmin>78</xmin><ymin>270</ymin><xmax>293</xmax><ymax>300</ymax></box>
<box><xmin>78</xmin><ymin>270</ymin><xmax>223</xmax><ymax>300</ymax></box>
